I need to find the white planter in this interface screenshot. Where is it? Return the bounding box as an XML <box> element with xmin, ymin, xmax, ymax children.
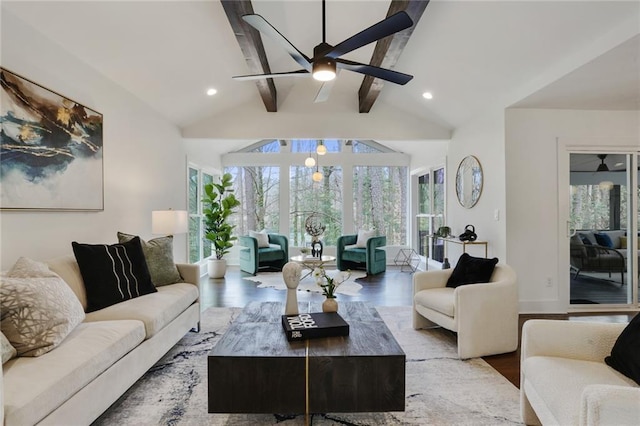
<box><xmin>208</xmin><ymin>258</ymin><xmax>227</xmax><ymax>278</ymax></box>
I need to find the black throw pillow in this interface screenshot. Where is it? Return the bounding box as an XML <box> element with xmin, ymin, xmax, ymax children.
<box><xmin>605</xmin><ymin>313</ymin><xmax>640</xmax><ymax>385</ymax></box>
<box><xmin>446</xmin><ymin>253</ymin><xmax>499</xmax><ymax>288</ymax></box>
<box><xmin>72</xmin><ymin>237</ymin><xmax>157</xmax><ymax>313</ymax></box>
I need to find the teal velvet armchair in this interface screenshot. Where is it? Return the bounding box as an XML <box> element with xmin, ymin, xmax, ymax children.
<box><xmin>336</xmin><ymin>234</ymin><xmax>386</xmax><ymax>275</ymax></box>
<box><xmin>238</xmin><ymin>233</ymin><xmax>288</xmax><ymax>275</ymax></box>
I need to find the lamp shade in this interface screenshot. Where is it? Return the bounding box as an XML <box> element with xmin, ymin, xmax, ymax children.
<box><xmin>152</xmin><ymin>210</ymin><xmax>188</xmax><ymax>235</ymax></box>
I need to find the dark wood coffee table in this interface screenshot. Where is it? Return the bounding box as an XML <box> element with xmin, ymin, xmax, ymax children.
<box><xmin>208</xmin><ymin>301</ymin><xmax>405</xmax><ymax>415</ymax></box>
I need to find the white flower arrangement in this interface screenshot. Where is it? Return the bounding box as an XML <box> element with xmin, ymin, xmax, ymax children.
<box><xmin>313</xmin><ymin>267</ymin><xmax>351</xmax><ymax>298</ymax></box>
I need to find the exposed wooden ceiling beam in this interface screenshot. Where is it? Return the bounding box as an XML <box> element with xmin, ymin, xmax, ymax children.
<box><xmin>358</xmin><ymin>0</ymin><xmax>430</xmax><ymax>113</ymax></box>
<box><xmin>221</xmin><ymin>0</ymin><xmax>277</xmax><ymax>112</ymax></box>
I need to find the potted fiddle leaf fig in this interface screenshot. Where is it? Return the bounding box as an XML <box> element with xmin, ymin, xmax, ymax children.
<box><xmin>202</xmin><ymin>172</ymin><xmax>241</xmax><ymax>278</ymax></box>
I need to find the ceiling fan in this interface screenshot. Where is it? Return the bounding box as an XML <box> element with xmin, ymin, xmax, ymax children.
<box><xmin>233</xmin><ymin>0</ymin><xmax>415</xmax><ymax>101</ymax></box>
<box><xmin>596</xmin><ymin>154</ymin><xmax>609</xmax><ymax>172</ymax></box>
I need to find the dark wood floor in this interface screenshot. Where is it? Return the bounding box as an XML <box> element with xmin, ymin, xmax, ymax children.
<box><xmin>199</xmin><ymin>265</ymin><xmax>636</xmax><ymax>389</ymax></box>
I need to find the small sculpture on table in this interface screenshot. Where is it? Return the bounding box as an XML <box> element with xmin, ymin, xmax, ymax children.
<box><xmin>311</xmin><ymin>240</ymin><xmax>323</xmax><ymax>258</ymax></box>
<box><xmin>305</xmin><ymin>213</ymin><xmax>326</xmax><ymax>258</ymax></box>
<box><xmin>283</xmin><ymin>262</ymin><xmax>302</xmax><ymax>315</ymax></box>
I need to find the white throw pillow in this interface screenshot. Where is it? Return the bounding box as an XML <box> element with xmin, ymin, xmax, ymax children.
<box><xmin>355</xmin><ymin>230</ymin><xmax>375</xmax><ymax>248</ymax></box>
<box><xmin>250</xmin><ymin>230</ymin><xmax>270</xmax><ymax>248</ymax></box>
<box><xmin>1</xmin><ymin>257</ymin><xmax>85</xmax><ymax>357</ymax></box>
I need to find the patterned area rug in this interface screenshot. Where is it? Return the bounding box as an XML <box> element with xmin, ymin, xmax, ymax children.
<box><xmin>93</xmin><ymin>306</ymin><xmax>522</xmax><ymax>425</ymax></box>
<box><xmin>243</xmin><ymin>270</ymin><xmax>367</xmax><ymax>296</ymax></box>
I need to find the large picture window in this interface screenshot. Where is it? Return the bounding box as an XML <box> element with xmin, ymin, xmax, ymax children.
<box><xmin>223</xmin><ymin>139</ymin><xmax>409</xmax><ymax>248</ymax></box>
<box><xmin>290</xmin><ymin>165</ymin><xmax>343</xmax><ymax>247</ymax></box>
<box><xmin>226</xmin><ymin>166</ymin><xmax>280</xmax><ymax>236</ymax></box>
<box><xmin>353</xmin><ymin>166</ymin><xmax>407</xmax><ymax>245</ymax></box>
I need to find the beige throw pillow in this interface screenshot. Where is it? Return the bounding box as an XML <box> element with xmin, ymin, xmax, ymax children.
<box><xmin>0</xmin><ymin>257</ymin><xmax>85</xmax><ymax>357</ymax></box>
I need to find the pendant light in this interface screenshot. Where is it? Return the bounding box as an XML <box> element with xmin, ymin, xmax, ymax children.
<box><xmin>316</xmin><ymin>141</ymin><xmax>327</xmax><ymax>155</ymax></box>
<box><xmin>304</xmin><ymin>153</ymin><xmax>316</xmax><ymax>168</ymax></box>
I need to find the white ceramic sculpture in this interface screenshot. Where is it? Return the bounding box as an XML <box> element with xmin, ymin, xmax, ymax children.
<box><xmin>283</xmin><ymin>262</ymin><xmax>302</xmax><ymax>315</ymax></box>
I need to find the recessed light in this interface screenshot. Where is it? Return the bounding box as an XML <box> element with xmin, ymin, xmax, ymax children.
<box><xmin>422</xmin><ymin>92</ymin><xmax>433</xmax><ymax>100</ymax></box>
<box><xmin>206</xmin><ymin>88</ymin><xmax>217</xmax><ymax>96</ymax></box>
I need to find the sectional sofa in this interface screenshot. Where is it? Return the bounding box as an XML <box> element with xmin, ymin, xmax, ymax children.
<box><xmin>570</xmin><ymin>229</ymin><xmax>636</xmax><ymax>282</ymax></box>
<box><xmin>1</xmin><ymin>254</ymin><xmax>200</xmax><ymax>425</ymax></box>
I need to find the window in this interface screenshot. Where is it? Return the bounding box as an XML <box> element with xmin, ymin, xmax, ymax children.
<box><xmin>291</xmin><ymin>139</ymin><xmax>341</xmax><ymax>153</ymax></box>
<box><xmin>353</xmin><ymin>166</ymin><xmax>407</xmax><ymax>245</ymax></box>
<box><xmin>290</xmin><ymin>165</ymin><xmax>343</xmax><ymax>246</ymax></box>
<box><xmin>416</xmin><ymin>167</ymin><xmax>445</xmax><ymax>261</ymax></box>
<box><xmin>188</xmin><ymin>165</ymin><xmax>214</xmax><ymax>263</ymax></box>
<box><xmin>226</xmin><ymin>166</ymin><xmax>280</xmax><ymax>236</ymax></box>
<box><xmin>224</xmin><ymin>139</ymin><xmax>409</xmax><ymax>247</ymax></box>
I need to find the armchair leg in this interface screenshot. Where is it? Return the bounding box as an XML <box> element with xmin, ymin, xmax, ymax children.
<box><xmin>413</xmin><ymin>309</ymin><xmax>437</xmax><ymax>330</ymax></box>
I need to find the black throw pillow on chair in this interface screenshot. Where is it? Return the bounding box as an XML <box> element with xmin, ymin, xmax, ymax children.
<box><xmin>446</xmin><ymin>253</ymin><xmax>499</xmax><ymax>288</ymax></box>
<box><xmin>605</xmin><ymin>313</ymin><xmax>640</xmax><ymax>385</ymax></box>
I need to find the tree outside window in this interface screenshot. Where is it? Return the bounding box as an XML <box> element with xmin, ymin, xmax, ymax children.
<box><xmin>353</xmin><ymin>166</ymin><xmax>407</xmax><ymax>245</ymax></box>
<box><xmin>290</xmin><ymin>165</ymin><xmax>343</xmax><ymax>247</ymax></box>
<box><xmin>226</xmin><ymin>166</ymin><xmax>280</xmax><ymax>236</ymax></box>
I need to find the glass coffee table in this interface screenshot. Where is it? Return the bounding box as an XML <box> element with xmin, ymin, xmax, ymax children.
<box><xmin>290</xmin><ymin>255</ymin><xmax>336</xmax><ymax>279</ymax></box>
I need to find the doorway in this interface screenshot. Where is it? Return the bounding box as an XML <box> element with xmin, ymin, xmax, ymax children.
<box><xmin>566</xmin><ymin>152</ymin><xmax>639</xmax><ymax>308</ymax></box>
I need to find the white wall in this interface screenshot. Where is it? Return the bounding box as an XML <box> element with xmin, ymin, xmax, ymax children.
<box><xmin>0</xmin><ymin>10</ymin><xmax>188</xmax><ymax>269</ymax></box>
<box><xmin>505</xmin><ymin>108</ymin><xmax>640</xmax><ymax>313</ymax></box>
<box><xmin>445</xmin><ymin>108</ymin><xmax>507</xmax><ymax>263</ymax></box>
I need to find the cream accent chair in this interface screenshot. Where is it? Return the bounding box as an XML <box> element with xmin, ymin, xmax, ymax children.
<box><xmin>412</xmin><ymin>264</ymin><xmax>518</xmax><ymax>359</ymax></box>
<box><xmin>521</xmin><ymin>320</ymin><xmax>640</xmax><ymax>426</ymax></box>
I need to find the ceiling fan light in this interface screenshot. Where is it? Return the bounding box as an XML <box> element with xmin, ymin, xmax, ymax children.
<box><xmin>312</xmin><ymin>58</ymin><xmax>336</xmax><ymax>82</ymax></box>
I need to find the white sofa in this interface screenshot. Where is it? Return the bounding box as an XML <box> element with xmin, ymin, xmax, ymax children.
<box><xmin>520</xmin><ymin>319</ymin><xmax>640</xmax><ymax>426</ymax></box>
<box><xmin>1</xmin><ymin>255</ymin><xmax>200</xmax><ymax>426</ymax></box>
<box><xmin>412</xmin><ymin>264</ymin><xmax>519</xmax><ymax>359</ymax></box>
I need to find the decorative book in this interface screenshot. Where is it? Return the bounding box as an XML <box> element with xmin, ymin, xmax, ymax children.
<box><xmin>281</xmin><ymin>312</ymin><xmax>349</xmax><ymax>341</ymax></box>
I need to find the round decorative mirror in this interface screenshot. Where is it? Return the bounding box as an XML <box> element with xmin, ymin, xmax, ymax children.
<box><xmin>455</xmin><ymin>155</ymin><xmax>483</xmax><ymax>208</ymax></box>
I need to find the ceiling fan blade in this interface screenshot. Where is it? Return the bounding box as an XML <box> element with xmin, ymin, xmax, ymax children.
<box><xmin>233</xmin><ymin>69</ymin><xmax>310</xmax><ymax>80</ymax></box>
<box><xmin>336</xmin><ymin>59</ymin><xmax>413</xmax><ymax>85</ymax></box>
<box><xmin>242</xmin><ymin>14</ymin><xmax>312</xmax><ymax>71</ymax></box>
<box><xmin>324</xmin><ymin>11</ymin><xmax>413</xmax><ymax>59</ymax></box>
<box><xmin>313</xmin><ymin>69</ymin><xmax>341</xmax><ymax>103</ymax></box>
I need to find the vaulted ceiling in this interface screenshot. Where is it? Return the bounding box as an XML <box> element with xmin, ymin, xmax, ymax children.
<box><xmin>3</xmin><ymin>1</ymin><xmax>639</xmax><ymax>140</ymax></box>
<box><xmin>220</xmin><ymin>0</ymin><xmax>430</xmax><ymax>113</ymax></box>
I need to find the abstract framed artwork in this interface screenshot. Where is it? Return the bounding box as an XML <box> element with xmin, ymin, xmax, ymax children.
<box><xmin>0</xmin><ymin>68</ymin><xmax>103</xmax><ymax>211</ymax></box>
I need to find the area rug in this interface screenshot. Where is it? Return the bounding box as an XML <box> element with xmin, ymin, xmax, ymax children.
<box><xmin>93</xmin><ymin>307</ymin><xmax>522</xmax><ymax>425</ymax></box>
<box><xmin>244</xmin><ymin>270</ymin><xmax>367</xmax><ymax>296</ymax></box>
